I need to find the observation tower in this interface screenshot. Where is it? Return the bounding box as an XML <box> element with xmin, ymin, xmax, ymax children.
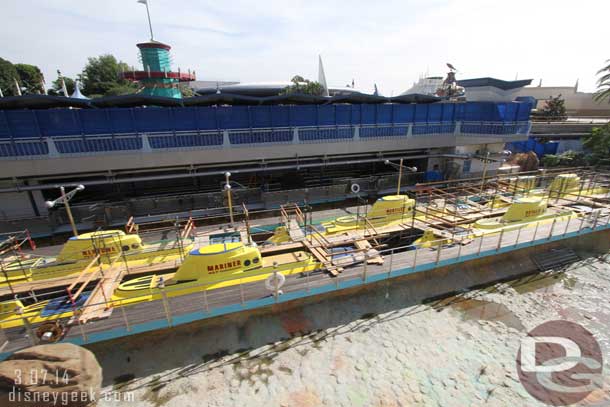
<box><xmin>120</xmin><ymin>0</ymin><xmax>195</xmax><ymax>98</ymax></box>
<box><xmin>120</xmin><ymin>41</ymin><xmax>196</xmax><ymax>98</ymax></box>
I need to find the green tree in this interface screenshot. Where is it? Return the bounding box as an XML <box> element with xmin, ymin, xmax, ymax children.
<box><xmin>0</xmin><ymin>57</ymin><xmax>20</xmax><ymax>96</ymax></box>
<box><xmin>178</xmin><ymin>83</ymin><xmax>195</xmax><ymax>97</ymax></box>
<box><xmin>594</xmin><ymin>59</ymin><xmax>610</xmax><ymax>104</ymax></box>
<box><xmin>80</xmin><ymin>54</ymin><xmax>137</xmax><ymax>96</ymax></box>
<box><xmin>540</xmin><ymin>94</ymin><xmax>567</xmax><ymax>120</ymax></box>
<box><xmin>14</xmin><ymin>63</ymin><xmax>44</xmax><ymax>94</ymax></box>
<box><xmin>541</xmin><ymin>151</ymin><xmax>588</xmax><ymax>168</ymax></box>
<box><xmin>280</xmin><ymin>75</ymin><xmax>324</xmax><ymax>96</ymax></box>
<box><xmin>48</xmin><ymin>76</ymin><xmax>75</xmax><ymax>96</ymax></box>
<box><xmin>583</xmin><ymin>123</ymin><xmax>610</xmax><ymax>156</ymax></box>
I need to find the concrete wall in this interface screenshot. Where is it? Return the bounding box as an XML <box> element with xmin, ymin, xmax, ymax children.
<box><xmin>0</xmin><ymin>133</ymin><xmax>527</xmax><ymax>179</ymax></box>
<box><xmin>0</xmin><ymin>180</ymin><xmax>47</xmax><ymax>220</ymax></box>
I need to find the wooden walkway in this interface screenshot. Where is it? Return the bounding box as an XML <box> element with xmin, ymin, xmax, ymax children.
<box><xmin>0</xmin><ymin>259</ymin><xmax>182</xmax><ymax>298</ymax></box>
<box><xmin>75</xmin><ymin>262</ymin><xmax>126</xmax><ymax>324</ymax></box>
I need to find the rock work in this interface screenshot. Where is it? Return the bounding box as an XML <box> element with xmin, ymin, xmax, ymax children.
<box><xmin>0</xmin><ymin>343</ymin><xmax>102</xmax><ymax>407</ymax></box>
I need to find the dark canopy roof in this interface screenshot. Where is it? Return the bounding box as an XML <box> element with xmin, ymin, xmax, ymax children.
<box><xmin>0</xmin><ymin>92</ymin><xmax>444</xmax><ymax>110</ymax></box>
<box><xmin>90</xmin><ymin>95</ymin><xmax>184</xmax><ymax>108</ymax></box>
<box><xmin>327</xmin><ymin>93</ymin><xmax>389</xmax><ymax>104</ymax></box>
<box><xmin>0</xmin><ymin>95</ymin><xmax>92</xmax><ymax>110</ymax></box>
<box><xmin>388</xmin><ymin>93</ymin><xmax>441</xmax><ymax>103</ymax></box>
<box><xmin>259</xmin><ymin>93</ymin><xmax>329</xmax><ymax>105</ymax></box>
<box><xmin>457</xmin><ymin>78</ymin><xmax>533</xmax><ymax>90</ymax></box>
<box><xmin>183</xmin><ymin>93</ymin><xmax>262</xmax><ymax>106</ymax></box>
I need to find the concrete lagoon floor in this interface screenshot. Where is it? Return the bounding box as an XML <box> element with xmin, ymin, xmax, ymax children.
<box><xmin>90</xmin><ymin>248</ymin><xmax>610</xmax><ymax>407</ymax></box>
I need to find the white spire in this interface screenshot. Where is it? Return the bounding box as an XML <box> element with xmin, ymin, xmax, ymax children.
<box><xmin>14</xmin><ymin>78</ymin><xmax>22</xmax><ymax>96</ymax></box>
<box><xmin>318</xmin><ymin>55</ymin><xmax>329</xmax><ymax>97</ymax></box>
<box><xmin>71</xmin><ymin>80</ymin><xmax>89</xmax><ymax>99</ymax></box>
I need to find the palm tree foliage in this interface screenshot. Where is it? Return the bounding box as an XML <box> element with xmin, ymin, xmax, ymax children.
<box><xmin>594</xmin><ymin>59</ymin><xmax>610</xmax><ymax>104</ymax></box>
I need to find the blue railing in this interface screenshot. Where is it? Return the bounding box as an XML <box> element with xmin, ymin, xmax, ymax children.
<box><xmin>148</xmin><ymin>132</ymin><xmax>223</xmax><ymax>149</ymax></box>
<box><xmin>0</xmin><ymin>121</ymin><xmax>531</xmax><ymax>158</ymax></box>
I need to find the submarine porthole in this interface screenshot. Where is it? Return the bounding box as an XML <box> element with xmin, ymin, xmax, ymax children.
<box><xmin>122</xmin><ymin>245</ymin><xmax>130</xmax><ymax>251</ymax></box>
<box><xmin>253</xmin><ymin>258</ymin><xmax>259</xmax><ymax>264</ymax></box>
<box><xmin>131</xmin><ymin>244</ymin><xmax>140</xmax><ymax>249</ymax></box>
<box><xmin>244</xmin><ymin>260</ymin><xmax>251</xmax><ymax>266</ymax></box>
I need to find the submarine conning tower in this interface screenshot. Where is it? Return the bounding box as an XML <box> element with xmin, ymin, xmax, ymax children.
<box><xmin>120</xmin><ymin>40</ymin><xmax>196</xmax><ymax>98</ymax></box>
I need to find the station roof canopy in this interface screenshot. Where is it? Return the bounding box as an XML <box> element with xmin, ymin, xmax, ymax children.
<box><xmin>90</xmin><ymin>95</ymin><xmax>184</xmax><ymax>108</ymax></box>
<box><xmin>183</xmin><ymin>93</ymin><xmax>262</xmax><ymax>106</ymax></box>
<box><xmin>0</xmin><ymin>92</ymin><xmax>444</xmax><ymax>110</ymax></box>
<box><xmin>388</xmin><ymin>93</ymin><xmax>441</xmax><ymax>103</ymax></box>
<box><xmin>0</xmin><ymin>95</ymin><xmax>93</xmax><ymax>110</ymax></box>
<box><xmin>327</xmin><ymin>93</ymin><xmax>389</xmax><ymax>104</ymax></box>
<box><xmin>259</xmin><ymin>93</ymin><xmax>329</xmax><ymax>105</ymax></box>
<box><xmin>457</xmin><ymin>77</ymin><xmax>533</xmax><ymax>90</ymax></box>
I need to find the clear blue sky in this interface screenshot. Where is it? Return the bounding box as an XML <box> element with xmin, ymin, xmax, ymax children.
<box><xmin>1</xmin><ymin>0</ymin><xmax>608</xmax><ymax>94</ymax></box>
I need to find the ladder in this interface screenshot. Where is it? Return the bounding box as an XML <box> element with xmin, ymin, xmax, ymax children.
<box><xmin>74</xmin><ymin>256</ymin><xmax>126</xmax><ymax>323</ymax></box>
<box><xmin>280</xmin><ymin>203</ymin><xmax>306</xmax><ymax>242</ymax></box>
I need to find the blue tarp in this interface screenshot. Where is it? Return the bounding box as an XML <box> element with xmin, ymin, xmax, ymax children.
<box><xmin>41</xmin><ymin>291</ymin><xmax>92</xmax><ymax>317</ymax></box>
<box><xmin>506</xmin><ymin>138</ymin><xmax>559</xmax><ymax>157</ymax></box>
<box><xmin>424</xmin><ymin>170</ymin><xmax>444</xmax><ymax>182</ymax></box>
<box><xmin>0</xmin><ymin>101</ymin><xmax>533</xmax><ymax>139</ymax></box>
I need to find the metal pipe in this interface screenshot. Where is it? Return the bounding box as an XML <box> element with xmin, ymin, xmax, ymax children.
<box><xmin>224</xmin><ymin>172</ymin><xmax>234</xmax><ymax>226</ymax></box>
<box><xmin>479</xmin><ymin>151</ymin><xmax>490</xmax><ymax>196</ymax></box>
<box><xmin>435</xmin><ymin>244</ymin><xmax>442</xmax><ymax>265</ymax></box>
<box><xmin>397</xmin><ymin>158</ymin><xmax>403</xmax><ymax>195</ymax></box>
<box><xmin>412</xmin><ymin>245</ymin><xmax>418</xmax><ymax>272</ymax></box>
<box><xmin>532</xmin><ymin>221</ymin><xmax>540</xmax><ymax>243</ymax></box>
<box><xmin>548</xmin><ymin>218</ymin><xmax>556</xmax><ymax>240</ymax></box>
<box><xmin>61</xmin><ymin>186</ymin><xmax>78</xmax><ymax>237</ymax></box>
<box><xmin>202</xmin><ymin>289</ymin><xmax>209</xmax><ymax>313</ymax></box>
<box><xmin>496</xmin><ymin>229</ymin><xmax>504</xmax><ymax>252</ymax></box>
<box><xmin>120</xmin><ymin>302</ymin><xmax>131</xmax><ymax>332</ymax></box>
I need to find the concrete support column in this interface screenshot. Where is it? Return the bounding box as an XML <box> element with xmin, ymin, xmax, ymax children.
<box><xmin>141</xmin><ymin>133</ymin><xmax>152</xmax><ymax>152</ymax></box>
<box><xmin>46</xmin><ymin>137</ymin><xmax>59</xmax><ymax>157</ymax></box>
<box><xmin>223</xmin><ymin>130</ymin><xmax>230</xmax><ymax>147</ymax></box>
<box><xmin>454</xmin><ymin>121</ymin><xmax>461</xmax><ymax>136</ymax></box>
<box><xmin>293</xmin><ymin>128</ymin><xmax>299</xmax><ymax>144</ymax></box>
<box><xmin>407</xmin><ymin>124</ymin><xmax>413</xmax><ymax>138</ymax></box>
<box><xmin>354</xmin><ymin>126</ymin><xmax>360</xmax><ymax>141</ymax></box>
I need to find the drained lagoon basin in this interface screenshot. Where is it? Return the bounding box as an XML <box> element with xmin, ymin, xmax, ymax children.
<box><xmin>91</xmin><ymin>247</ymin><xmax>610</xmax><ymax>407</ymax></box>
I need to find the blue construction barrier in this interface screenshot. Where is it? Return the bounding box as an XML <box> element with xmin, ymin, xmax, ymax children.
<box><xmin>506</xmin><ymin>138</ymin><xmax>559</xmax><ymax>157</ymax></box>
<box><xmin>0</xmin><ymin>101</ymin><xmax>533</xmax><ymax>156</ymax></box>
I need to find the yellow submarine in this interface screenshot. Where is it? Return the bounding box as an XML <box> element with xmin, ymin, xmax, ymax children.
<box><xmin>268</xmin><ymin>195</ymin><xmax>415</xmax><ymax>243</ymax></box>
<box><xmin>0</xmin><ymin>242</ymin><xmax>321</xmax><ymax>329</ymax></box>
<box><xmin>0</xmin><ymin>230</ymin><xmax>193</xmax><ymax>286</ymax></box>
<box><xmin>1</xmin><ymin>173</ymin><xmax>604</xmax><ymax>330</ymax></box>
<box><xmin>471</xmin><ymin>197</ymin><xmax>576</xmax><ymax>234</ymax></box>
